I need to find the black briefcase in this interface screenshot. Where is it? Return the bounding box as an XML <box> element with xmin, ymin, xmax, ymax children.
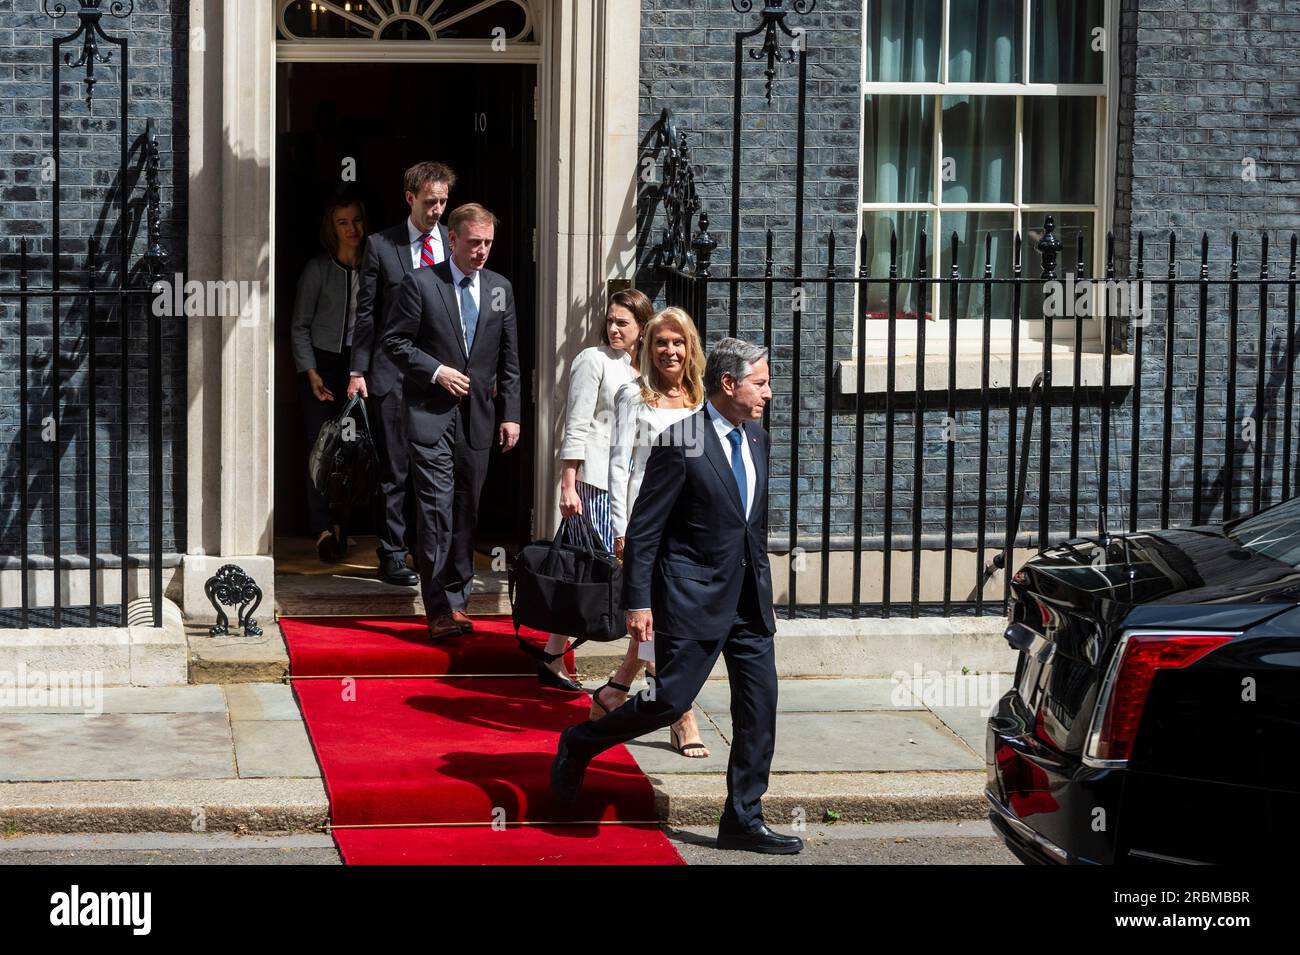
<box><xmin>509</xmin><ymin>514</ymin><xmax>625</xmax><ymax>664</ymax></box>
<box><xmin>307</xmin><ymin>394</ymin><xmax>377</xmax><ymax>510</ymax></box>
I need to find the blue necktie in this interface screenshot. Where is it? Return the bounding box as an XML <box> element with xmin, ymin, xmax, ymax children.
<box><xmin>727</xmin><ymin>427</ymin><xmax>747</xmax><ymax>516</ymax></box>
<box><xmin>458</xmin><ymin>274</ymin><xmax>478</xmax><ymax>350</ymax></box>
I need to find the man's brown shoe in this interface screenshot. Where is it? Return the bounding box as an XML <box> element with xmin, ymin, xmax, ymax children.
<box><xmin>451</xmin><ymin>610</ymin><xmax>475</xmax><ymax>633</ymax></box>
<box><xmin>427</xmin><ymin>614</ymin><xmax>463</xmax><ymax>641</ymax></box>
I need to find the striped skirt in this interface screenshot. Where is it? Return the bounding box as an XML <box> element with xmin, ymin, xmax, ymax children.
<box><xmin>575</xmin><ymin>480</ymin><xmax>614</xmax><ymax>553</ymax></box>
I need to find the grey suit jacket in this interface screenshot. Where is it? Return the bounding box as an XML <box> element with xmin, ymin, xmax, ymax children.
<box><xmin>290</xmin><ymin>253</ymin><xmax>357</xmax><ymax>373</ymax></box>
<box><xmin>382</xmin><ymin>259</ymin><xmax>522</xmax><ymax>451</ymax></box>
<box><xmin>353</xmin><ymin>219</ymin><xmax>450</xmax><ymax>395</ymax></box>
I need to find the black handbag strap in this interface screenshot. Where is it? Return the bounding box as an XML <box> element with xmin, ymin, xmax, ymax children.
<box><xmin>555</xmin><ymin>513</ymin><xmax>598</xmax><ymax>557</ymax></box>
<box><xmin>570</xmin><ymin>511</ymin><xmax>611</xmax><ymax>556</ymax></box>
<box><xmin>338</xmin><ymin>393</ymin><xmax>371</xmax><ymax>434</ymax></box>
<box><xmin>514</xmin><ymin>627</ymin><xmax>588</xmax><ymax>665</ymax></box>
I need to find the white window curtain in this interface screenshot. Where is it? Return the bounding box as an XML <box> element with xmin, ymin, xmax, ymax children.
<box><xmin>862</xmin><ymin>0</ymin><xmax>1102</xmax><ymax>320</ymax></box>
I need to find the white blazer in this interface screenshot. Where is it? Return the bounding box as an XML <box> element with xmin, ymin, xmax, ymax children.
<box><xmin>607</xmin><ymin>380</ymin><xmax>702</xmax><ymax>538</ymax></box>
<box><xmin>559</xmin><ymin>344</ymin><xmax>636</xmax><ymax>491</ymax></box>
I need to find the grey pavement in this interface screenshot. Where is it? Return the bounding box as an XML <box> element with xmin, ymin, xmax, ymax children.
<box><xmin>0</xmin><ymin>832</ymin><xmax>342</xmax><ymax>865</ymax></box>
<box><xmin>606</xmin><ymin>674</ymin><xmax>997</xmax><ymax>774</ymax></box>
<box><xmin>668</xmin><ymin>821</ymin><xmax>1017</xmax><ymax>865</ymax></box>
<box><xmin>0</xmin><ymin>685</ymin><xmax>317</xmax><ymax>784</ymax></box>
<box><xmin>0</xmin><ymin>674</ymin><xmax>1002</xmax><ymax>836</ymax></box>
<box><xmin>0</xmin><ymin>823</ymin><xmax>1014</xmax><ymax>865</ymax></box>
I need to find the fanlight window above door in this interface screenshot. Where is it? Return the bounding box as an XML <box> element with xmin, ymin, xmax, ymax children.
<box><xmin>276</xmin><ymin>0</ymin><xmax>539</xmax><ymax>43</ymax></box>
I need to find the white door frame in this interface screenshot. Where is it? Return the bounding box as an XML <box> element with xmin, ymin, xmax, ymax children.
<box><xmin>183</xmin><ymin>0</ymin><xmax>638</xmax><ymax>617</ymax></box>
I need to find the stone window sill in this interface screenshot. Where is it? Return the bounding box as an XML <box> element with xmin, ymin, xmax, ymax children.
<box><xmin>837</xmin><ymin>342</ymin><xmax>1134</xmax><ymax>395</ymax></box>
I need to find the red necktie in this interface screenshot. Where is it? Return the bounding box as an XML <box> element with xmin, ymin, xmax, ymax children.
<box><xmin>420</xmin><ymin>231</ymin><xmax>438</xmax><ymax>268</ymax></box>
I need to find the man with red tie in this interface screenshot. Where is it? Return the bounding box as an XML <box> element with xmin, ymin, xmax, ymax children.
<box><xmin>352</xmin><ymin>161</ymin><xmax>456</xmax><ymax>588</ymax></box>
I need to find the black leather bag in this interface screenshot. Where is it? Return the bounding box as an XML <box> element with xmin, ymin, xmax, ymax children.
<box><xmin>307</xmin><ymin>394</ymin><xmax>377</xmax><ymax>510</ymax></box>
<box><xmin>509</xmin><ymin>514</ymin><xmax>625</xmax><ymax>664</ymax></box>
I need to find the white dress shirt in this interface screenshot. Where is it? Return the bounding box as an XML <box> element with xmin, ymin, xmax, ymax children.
<box><xmin>407</xmin><ymin>217</ymin><xmax>445</xmax><ymax>269</ymax></box>
<box><xmin>706</xmin><ymin>400</ymin><xmax>755</xmax><ymax>519</ymax></box>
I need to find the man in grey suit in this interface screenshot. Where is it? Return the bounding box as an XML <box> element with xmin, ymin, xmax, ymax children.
<box><xmin>351</xmin><ymin>161</ymin><xmax>455</xmax><ymax>587</ymax></box>
<box><xmin>382</xmin><ymin>203</ymin><xmax>522</xmax><ymax>640</ymax></box>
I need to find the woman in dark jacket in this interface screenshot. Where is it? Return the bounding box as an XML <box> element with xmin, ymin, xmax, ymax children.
<box><xmin>291</xmin><ymin>196</ymin><xmax>367</xmax><ymax>561</ymax></box>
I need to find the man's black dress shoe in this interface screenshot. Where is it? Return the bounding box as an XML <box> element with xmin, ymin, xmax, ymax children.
<box><xmin>550</xmin><ymin>725</ymin><xmax>589</xmax><ymax>805</ymax></box>
<box><xmin>378</xmin><ymin>555</ymin><xmax>418</xmax><ymax>587</ymax></box>
<box><xmin>716</xmin><ymin>822</ymin><xmax>804</xmax><ymax>855</ymax></box>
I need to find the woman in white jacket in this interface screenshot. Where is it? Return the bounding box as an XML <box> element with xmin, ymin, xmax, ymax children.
<box><xmin>593</xmin><ymin>307</ymin><xmax>711</xmax><ymax>758</ymax></box>
<box><xmin>535</xmin><ymin>289</ymin><xmax>653</xmax><ymax>691</ymax></box>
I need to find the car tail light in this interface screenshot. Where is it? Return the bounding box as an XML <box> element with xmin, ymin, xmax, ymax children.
<box><xmin>1085</xmin><ymin>631</ymin><xmax>1233</xmax><ymax>765</ymax></box>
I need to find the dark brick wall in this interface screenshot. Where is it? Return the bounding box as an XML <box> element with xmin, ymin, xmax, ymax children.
<box><xmin>635</xmin><ymin>0</ymin><xmax>1300</xmax><ymax>558</ymax></box>
<box><xmin>636</xmin><ymin>0</ymin><xmax>865</xmax><ymax>543</ymax></box>
<box><xmin>0</xmin><ymin>0</ymin><xmax>188</xmax><ymax>563</ymax></box>
<box><xmin>1110</xmin><ymin>0</ymin><xmax>1300</xmax><ymax>533</ymax></box>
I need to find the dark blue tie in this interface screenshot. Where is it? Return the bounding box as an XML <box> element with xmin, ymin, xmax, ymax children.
<box><xmin>458</xmin><ymin>274</ymin><xmax>478</xmax><ymax>350</ymax></box>
<box><xmin>727</xmin><ymin>427</ymin><xmax>747</xmax><ymax>516</ymax></box>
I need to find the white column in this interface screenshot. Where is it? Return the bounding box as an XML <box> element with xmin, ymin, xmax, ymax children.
<box><xmin>534</xmin><ymin>0</ymin><xmax>641</xmax><ymax>539</ymax></box>
<box><xmin>182</xmin><ymin>0</ymin><xmax>276</xmax><ymax>619</ymax></box>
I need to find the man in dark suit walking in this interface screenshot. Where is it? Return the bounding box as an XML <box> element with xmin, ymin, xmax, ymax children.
<box><xmin>351</xmin><ymin>161</ymin><xmax>456</xmax><ymax>587</ymax></box>
<box><xmin>550</xmin><ymin>337</ymin><xmax>802</xmax><ymax>855</ymax></box>
<box><xmin>383</xmin><ymin>203</ymin><xmax>522</xmax><ymax>640</ymax></box>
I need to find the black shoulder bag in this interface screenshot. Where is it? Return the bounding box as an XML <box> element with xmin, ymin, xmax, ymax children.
<box><xmin>508</xmin><ymin>513</ymin><xmax>625</xmax><ymax>664</ymax></box>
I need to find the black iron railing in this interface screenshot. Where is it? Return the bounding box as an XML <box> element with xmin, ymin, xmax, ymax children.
<box><xmin>0</xmin><ymin>1</ymin><xmax>166</xmax><ymax>628</ymax></box>
<box><xmin>661</xmin><ymin>220</ymin><xmax>1300</xmax><ymax>620</ymax></box>
<box><xmin>640</xmin><ymin>0</ymin><xmax>1300</xmax><ymax>620</ymax></box>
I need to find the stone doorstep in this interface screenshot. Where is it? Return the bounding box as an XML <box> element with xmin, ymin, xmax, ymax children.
<box><xmin>272</xmin><ymin>573</ymin><xmax>509</xmax><ymax>619</ymax></box>
<box><xmin>0</xmin><ymin>772</ymin><xmax>986</xmax><ymax>834</ymax></box>
<box><xmin>188</xmin><ymin>622</ymin><xmax>290</xmax><ymax>685</ymax></box>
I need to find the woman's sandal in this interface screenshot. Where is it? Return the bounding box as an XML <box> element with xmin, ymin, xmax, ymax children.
<box><xmin>670</xmin><ymin>720</ymin><xmax>710</xmax><ymax>758</ymax></box>
<box><xmin>588</xmin><ymin>679</ymin><xmax>631</xmax><ymax>720</ymax></box>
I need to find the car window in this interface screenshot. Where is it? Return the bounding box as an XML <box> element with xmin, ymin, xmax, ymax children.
<box><xmin>1225</xmin><ymin>497</ymin><xmax>1300</xmax><ymax>566</ymax></box>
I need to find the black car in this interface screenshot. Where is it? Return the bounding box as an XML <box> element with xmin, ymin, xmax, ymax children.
<box><xmin>986</xmin><ymin>498</ymin><xmax>1300</xmax><ymax>864</ymax></box>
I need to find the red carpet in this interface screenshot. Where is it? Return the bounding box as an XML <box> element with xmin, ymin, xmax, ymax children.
<box><xmin>282</xmin><ymin>615</ymin><xmax>573</xmax><ymax>676</ymax></box>
<box><xmin>280</xmin><ymin>615</ymin><xmax>683</xmax><ymax>866</ymax></box>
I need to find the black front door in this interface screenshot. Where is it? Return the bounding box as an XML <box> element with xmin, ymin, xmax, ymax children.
<box><xmin>274</xmin><ymin>61</ymin><xmax>538</xmax><ymax>554</ymax></box>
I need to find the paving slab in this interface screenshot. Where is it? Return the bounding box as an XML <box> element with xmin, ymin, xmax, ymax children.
<box><xmin>929</xmin><ymin>704</ymin><xmax>997</xmax><ymax>755</ymax></box>
<box><xmin>706</xmin><ymin>710</ymin><xmax>983</xmax><ymax>773</ymax></box>
<box><xmin>623</xmin><ymin>714</ymin><xmax>732</xmax><ymax>774</ymax></box>
<box><xmin>224</xmin><ymin>683</ymin><xmax>301</xmax><ymax>722</ymax></box>
<box><xmin>693</xmin><ymin>677</ymin><xmax>923</xmax><ymax>713</ymax></box>
<box><xmin>231</xmin><ymin>720</ymin><xmax>321</xmax><ymax>779</ymax></box>
<box><xmin>0</xmin><ymin>713</ymin><xmax>236</xmax><ymax>782</ymax></box>
<box><xmin>0</xmin><ymin>684</ymin><xmax>227</xmax><ymax>716</ymax></box>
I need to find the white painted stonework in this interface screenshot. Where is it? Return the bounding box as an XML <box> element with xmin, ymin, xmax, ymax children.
<box><xmin>182</xmin><ymin>0</ymin><xmax>641</xmax><ymax>623</ymax></box>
